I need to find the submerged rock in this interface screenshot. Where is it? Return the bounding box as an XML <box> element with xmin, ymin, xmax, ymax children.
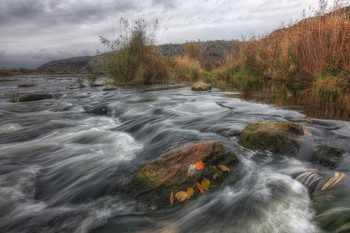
<box><xmin>88</xmin><ymin>106</ymin><xmax>108</xmax><ymax>115</ymax></box>
<box><xmin>312</xmin><ymin>145</ymin><xmax>345</xmax><ymax>169</ymax></box>
<box><xmin>305</xmin><ymin>171</ymin><xmax>350</xmax><ymax>233</ymax></box>
<box><xmin>19</xmin><ymin>94</ymin><xmax>53</xmax><ymax>102</ymax></box>
<box><xmin>131</xmin><ymin>140</ymin><xmax>238</xmax><ymax>208</ymax></box>
<box><xmin>191</xmin><ymin>82</ymin><xmax>211</xmax><ymax>91</ymax></box>
<box><xmin>238</xmin><ymin>121</ymin><xmax>304</xmax><ymax>156</ymax></box>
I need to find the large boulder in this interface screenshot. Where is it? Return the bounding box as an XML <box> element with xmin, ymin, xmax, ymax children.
<box><xmin>238</xmin><ymin>121</ymin><xmax>304</xmax><ymax>156</ymax></box>
<box><xmin>19</xmin><ymin>94</ymin><xmax>53</xmax><ymax>102</ymax></box>
<box><xmin>191</xmin><ymin>82</ymin><xmax>211</xmax><ymax>91</ymax></box>
<box><xmin>131</xmin><ymin>140</ymin><xmax>238</xmax><ymax>208</ymax></box>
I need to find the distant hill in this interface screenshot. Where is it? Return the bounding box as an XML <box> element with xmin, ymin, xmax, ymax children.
<box><xmin>36</xmin><ymin>56</ymin><xmax>101</xmax><ymax>74</ymax></box>
<box><xmin>35</xmin><ymin>40</ymin><xmax>236</xmax><ymax>74</ymax></box>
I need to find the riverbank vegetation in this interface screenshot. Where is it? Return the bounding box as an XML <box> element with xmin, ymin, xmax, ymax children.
<box><xmin>216</xmin><ymin>2</ymin><xmax>350</xmax><ymax>88</ymax></box>
<box><xmin>100</xmin><ymin>3</ymin><xmax>349</xmax><ymax>88</ymax></box>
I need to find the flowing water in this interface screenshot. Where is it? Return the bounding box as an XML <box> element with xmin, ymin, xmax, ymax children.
<box><xmin>0</xmin><ymin>75</ymin><xmax>349</xmax><ymax>233</ymax></box>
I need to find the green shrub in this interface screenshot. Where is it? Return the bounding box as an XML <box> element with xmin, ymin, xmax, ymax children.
<box><xmin>87</xmin><ymin>74</ymin><xmax>97</xmax><ymax>87</ymax></box>
<box><xmin>100</xmin><ymin>19</ymin><xmax>170</xmax><ymax>84</ymax></box>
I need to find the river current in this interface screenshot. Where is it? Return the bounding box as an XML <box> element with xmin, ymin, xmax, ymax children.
<box><xmin>0</xmin><ymin>75</ymin><xmax>349</xmax><ymax>233</ymax></box>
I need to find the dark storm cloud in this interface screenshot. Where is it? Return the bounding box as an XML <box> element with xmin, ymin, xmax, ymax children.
<box><xmin>0</xmin><ymin>0</ymin><xmax>137</xmax><ymax>26</ymax></box>
<box><xmin>0</xmin><ymin>0</ymin><xmax>334</xmax><ymax>69</ymax></box>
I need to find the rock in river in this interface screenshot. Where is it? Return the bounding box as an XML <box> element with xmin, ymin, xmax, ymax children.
<box><xmin>298</xmin><ymin>170</ymin><xmax>350</xmax><ymax>233</ymax></box>
<box><xmin>19</xmin><ymin>94</ymin><xmax>53</xmax><ymax>102</ymax></box>
<box><xmin>311</xmin><ymin>145</ymin><xmax>346</xmax><ymax>169</ymax></box>
<box><xmin>88</xmin><ymin>105</ymin><xmax>108</xmax><ymax>116</ymax></box>
<box><xmin>131</xmin><ymin>140</ymin><xmax>238</xmax><ymax>208</ymax></box>
<box><xmin>238</xmin><ymin>121</ymin><xmax>304</xmax><ymax>156</ymax></box>
<box><xmin>191</xmin><ymin>82</ymin><xmax>211</xmax><ymax>91</ymax></box>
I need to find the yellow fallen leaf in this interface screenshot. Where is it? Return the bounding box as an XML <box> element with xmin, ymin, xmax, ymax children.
<box><xmin>303</xmin><ymin>126</ymin><xmax>310</xmax><ymax>133</ymax></box>
<box><xmin>321</xmin><ymin>172</ymin><xmax>343</xmax><ymax>191</ymax></box>
<box><xmin>170</xmin><ymin>189</ymin><xmax>174</xmax><ymax>207</ymax></box>
<box><xmin>329</xmin><ymin>173</ymin><xmax>345</xmax><ymax>189</ymax></box>
<box><xmin>196</xmin><ymin>182</ymin><xmax>204</xmax><ymax>193</ymax></box>
<box><xmin>218</xmin><ymin>165</ymin><xmax>230</xmax><ymax>172</ymax></box>
<box><xmin>175</xmin><ymin>191</ymin><xmax>190</xmax><ymax>202</ymax></box>
<box><xmin>201</xmin><ymin>177</ymin><xmax>210</xmax><ymax>190</ymax></box>
<box><xmin>186</xmin><ymin>187</ymin><xmax>194</xmax><ymax>197</ymax></box>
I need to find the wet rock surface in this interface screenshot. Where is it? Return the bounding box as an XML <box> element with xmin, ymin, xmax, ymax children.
<box><xmin>130</xmin><ymin>140</ymin><xmax>238</xmax><ymax>208</ymax></box>
<box><xmin>298</xmin><ymin>170</ymin><xmax>350</xmax><ymax>233</ymax></box>
<box><xmin>311</xmin><ymin>145</ymin><xmax>346</xmax><ymax>169</ymax></box>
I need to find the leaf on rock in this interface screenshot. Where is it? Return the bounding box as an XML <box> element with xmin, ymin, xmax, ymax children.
<box><xmin>196</xmin><ymin>161</ymin><xmax>204</xmax><ymax>170</ymax></box>
<box><xmin>201</xmin><ymin>177</ymin><xmax>210</xmax><ymax>190</ymax></box>
<box><xmin>302</xmin><ymin>126</ymin><xmax>310</xmax><ymax>133</ymax></box>
<box><xmin>213</xmin><ymin>173</ymin><xmax>218</xmax><ymax>179</ymax></box>
<box><xmin>170</xmin><ymin>189</ymin><xmax>174</xmax><ymax>207</ymax></box>
<box><xmin>304</xmin><ymin>119</ymin><xmax>313</xmax><ymax>124</ymax></box>
<box><xmin>218</xmin><ymin>165</ymin><xmax>230</xmax><ymax>172</ymax></box>
<box><xmin>196</xmin><ymin>182</ymin><xmax>204</xmax><ymax>193</ymax></box>
<box><xmin>187</xmin><ymin>164</ymin><xmax>196</xmax><ymax>176</ymax></box>
<box><xmin>209</xmin><ymin>165</ymin><xmax>219</xmax><ymax>173</ymax></box>
<box><xmin>187</xmin><ymin>187</ymin><xmax>195</xmax><ymax>197</ymax></box>
<box><xmin>321</xmin><ymin>172</ymin><xmax>344</xmax><ymax>191</ymax></box>
<box><xmin>175</xmin><ymin>191</ymin><xmax>190</xmax><ymax>202</ymax></box>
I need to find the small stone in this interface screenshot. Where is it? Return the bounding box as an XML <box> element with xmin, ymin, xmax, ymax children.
<box><xmin>191</xmin><ymin>82</ymin><xmax>211</xmax><ymax>91</ymax></box>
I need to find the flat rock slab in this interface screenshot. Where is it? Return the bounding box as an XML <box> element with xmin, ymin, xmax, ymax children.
<box><xmin>191</xmin><ymin>82</ymin><xmax>211</xmax><ymax>91</ymax></box>
<box><xmin>131</xmin><ymin>140</ymin><xmax>238</xmax><ymax>208</ymax></box>
<box><xmin>238</xmin><ymin>121</ymin><xmax>304</xmax><ymax>156</ymax></box>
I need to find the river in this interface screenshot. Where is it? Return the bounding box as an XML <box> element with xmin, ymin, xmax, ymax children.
<box><xmin>0</xmin><ymin>75</ymin><xmax>349</xmax><ymax>233</ymax></box>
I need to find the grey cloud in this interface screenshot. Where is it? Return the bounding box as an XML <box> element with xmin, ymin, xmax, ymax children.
<box><xmin>152</xmin><ymin>0</ymin><xmax>176</xmax><ymax>9</ymax></box>
<box><xmin>0</xmin><ymin>0</ymin><xmax>331</xmax><ymax>69</ymax></box>
<box><xmin>0</xmin><ymin>0</ymin><xmax>137</xmax><ymax>26</ymax></box>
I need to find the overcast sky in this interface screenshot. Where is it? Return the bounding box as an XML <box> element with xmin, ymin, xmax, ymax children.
<box><xmin>0</xmin><ymin>0</ymin><xmax>343</xmax><ymax>69</ymax></box>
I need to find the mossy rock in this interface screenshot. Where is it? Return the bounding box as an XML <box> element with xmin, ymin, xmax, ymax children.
<box><xmin>131</xmin><ymin>140</ymin><xmax>238</xmax><ymax>208</ymax></box>
<box><xmin>19</xmin><ymin>94</ymin><xmax>53</xmax><ymax>102</ymax></box>
<box><xmin>191</xmin><ymin>82</ymin><xmax>211</xmax><ymax>91</ymax></box>
<box><xmin>238</xmin><ymin>121</ymin><xmax>304</xmax><ymax>156</ymax></box>
<box><xmin>312</xmin><ymin>145</ymin><xmax>345</xmax><ymax>169</ymax></box>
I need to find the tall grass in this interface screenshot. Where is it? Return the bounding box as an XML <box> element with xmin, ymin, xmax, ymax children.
<box><xmin>221</xmin><ymin>3</ymin><xmax>350</xmax><ymax>86</ymax></box>
<box><xmin>100</xmin><ymin>19</ymin><xmax>170</xmax><ymax>84</ymax></box>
